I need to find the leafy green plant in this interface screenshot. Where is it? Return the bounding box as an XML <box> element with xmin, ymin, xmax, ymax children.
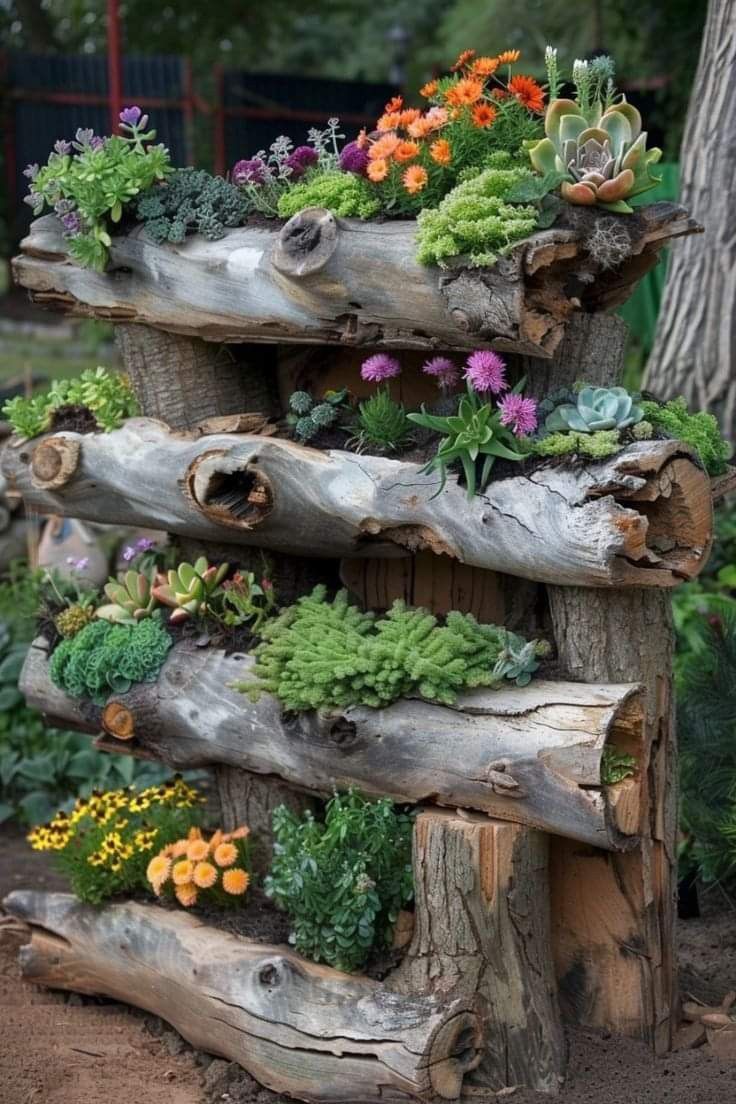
<box><xmin>49</xmin><ymin>618</ymin><xmax>172</xmax><ymax>704</ymax></box>
<box><xmin>528</xmin><ymin>429</ymin><xmax>623</xmax><ymax>460</ymax></box>
<box><xmin>640</xmin><ymin>397</ymin><xmax>731</xmax><ymax>476</ymax></box>
<box><xmin>3</xmin><ymin>366</ymin><xmax>139</xmax><ymax>440</ymax></box>
<box><xmin>265</xmin><ymin>790</ymin><xmax>414</xmax><ymax>972</ymax></box>
<box><xmin>415</xmin><ymin>159</ymin><xmax>539</xmax><ymax>268</ymax></box>
<box><xmin>25</xmin><ymin>108</ymin><xmax>171</xmax><ymax>270</ymax></box>
<box><xmin>136</xmin><ymin>167</ymin><xmax>250</xmax><ymax>243</ymax></box>
<box><xmin>286</xmin><ymin>388</ymin><xmax>350</xmax><ymax>443</ymax></box>
<box><xmin>600</xmin><ymin>746</ymin><xmax>637</xmax><ymax>785</ymax></box>
<box><xmin>408</xmin><ymin>381</ymin><xmax>526</xmax><ymax>498</ymax></box>
<box><xmin>96</xmin><ymin>570</ymin><xmax>160</xmax><ymax>624</ymax></box>
<box><xmin>236</xmin><ymin>585</ymin><xmax>548</xmax><ymax>711</ymax></box>
<box><xmin>353</xmin><ymin>388</ymin><xmax>412</xmax><ymax>453</ymax></box>
<box><xmin>545</xmin><ymin>386</ymin><xmax>644</xmax><ymax>433</ymax></box>
<box><xmin>209</xmin><ymin>571</ymin><xmax>277</xmax><ymax>634</ymax></box>
<box><xmin>277</xmin><ymin>170</ymin><xmax>381</xmax><ymax>220</ymax></box>
<box><xmin>152</xmin><ymin>557</ymin><xmax>229</xmax><ymax>624</ymax></box>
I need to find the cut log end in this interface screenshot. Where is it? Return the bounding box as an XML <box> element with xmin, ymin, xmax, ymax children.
<box><xmin>272</xmin><ymin>208</ymin><xmax>339</xmax><ymax>277</ymax></box>
<box><xmin>186</xmin><ymin>449</ymin><xmax>274</xmax><ymax>530</ymax></box>
<box><xmin>428</xmin><ymin>1013</ymin><xmax>483</xmax><ymax>1099</ymax></box>
<box><xmin>102</xmin><ymin>701</ymin><xmax>135</xmax><ymax>740</ymax></box>
<box><xmin>30</xmin><ymin>437</ymin><xmax>81</xmax><ymax>490</ymax></box>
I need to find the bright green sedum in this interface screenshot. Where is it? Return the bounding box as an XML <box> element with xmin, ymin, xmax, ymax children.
<box><xmin>640</xmin><ymin>397</ymin><xmax>731</xmax><ymax>476</ymax></box>
<box><xmin>2</xmin><ymin>367</ymin><xmax>139</xmax><ymax>441</ymax></box>
<box><xmin>277</xmin><ymin>170</ymin><xmax>381</xmax><ymax>220</ymax></box>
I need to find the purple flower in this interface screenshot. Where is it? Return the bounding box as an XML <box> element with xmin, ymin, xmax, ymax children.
<box><xmin>422</xmin><ymin>356</ymin><xmax>459</xmax><ymax>390</ymax></box>
<box><xmin>498</xmin><ymin>393</ymin><xmax>538</xmax><ymax>436</ymax></box>
<box><xmin>60</xmin><ymin>211</ymin><xmax>82</xmax><ymax>235</ymax></box>
<box><xmin>122</xmin><ymin>537</ymin><xmax>155</xmax><ymax>562</ymax></box>
<box><xmin>119</xmin><ymin>106</ymin><xmax>142</xmax><ymax>126</ymax></box>
<box><xmin>360</xmin><ymin>354</ymin><xmax>401</xmax><ymax>383</ymax></box>
<box><xmin>464</xmin><ymin>350</ymin><xmax>508</xmax><ymax>395</ymax></box>
<box><xmin>232</xmin><ymin>158</ymin><xmax>267</xmax><ymax>186</ymax></box>
<box><xmin>90</xmin><ymin>135</ymin><xmax>105</xmax><ymax>150</ymax></box>
<box><xmin>339</xmin><ymin>141</ymin><xmax>369</xmax><ymax>176</ymax></box>
<box><xmin>65</xmin><ymin>556</ymin><xmax>90</xmax><ymax>573</ymax></box>
<box><xmin>285</xmin><ymin>145</ymin><xmax>319</xmax><ymax>179</ymax></box>
<box><xmin>54</xmin><ymin>140</ymin><xmax>72</xmax><ymax>156</ymax></box>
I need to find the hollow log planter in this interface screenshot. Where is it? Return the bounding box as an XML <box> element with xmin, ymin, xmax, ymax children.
<box><xmin>20</xmin><ymin>638</ymin><xmax>645</xmax><ymax>850</ymax></box>
<box><xmin>14</xmin><ymin>204</ymin><xmax>698</xmax><ymax>357</ymax></box>
<box><xmin>3</xmin><ymin>890</ymin><xmax>482</xmax><ymax>1102</ymax></box>
<box><xmin>3</xmin><ymin>419</ymin><xmax>713</xmax><ymax>587</ymax></box>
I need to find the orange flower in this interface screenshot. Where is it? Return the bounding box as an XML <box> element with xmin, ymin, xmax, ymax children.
<box><xmin>171</xmin><ymin>839</ymin><xmax>189</xmax><ymax>858</ymax></box>
<box><xmin>193</xmin><ymin>861</ymin><xmax>217</xmax><ymax>889</ymax></box>
<box><xmin>187</xmin><ymin>827</ymin><xmax>202</xmax><ymax>841</ymax></box>
<box><xmin>146</xmin><ymin>854</ymin><xmax>171</xmax><ymax>891</ymax></box>
<box><xmin>172</xmin><ymin>859</ymin><xmax>194</xmax><ymax>886</ymax></box>
<box><xmin>408</xmin><ymin>115</ymin><xmax>433</xmax><ymax>139</ymax></box>
<box><xmin>470</xmin><ymin>56</ymin><xmax>499</xmax><ymax>78</ymax></box>
<box><xmin>451</xmin><ymin>48</ymin><xmax>476</xmax><ymax>72</ymax></box>
<box><xmin>508</xmin><ymin>74</ymin><xmax>545</xmax><ymax>114</ymax></box>
<box><xmin>228</xmin><ymin>826</ymin><xmax>250</xmax><ymax>840</ymax></box>
<box><xmin>376</xmin><ymin>112</ymin><xmax>402</xmax><ymax>132</ymax></box>
<box><xmin>399</xmin><ymin>108</ymin><xmax>421</xmax><ymax>128</ymax></box>
<box><xmin>175</xmin><ymin>883</ymin><xmax>198</xmax><ymax>907</ymax></box>
<box><xmin>385</xmin><ymin>95</ymin><xmax>403</xmax><ymax>113</ymax></box>
<box><xmin>496</xmin><ymin>49</ymin><xmax>521</xmax><ymax>65</ymax></box>
<box><xmin>368</xmin><ymin>133</ymin><xmax>400</xmax><ymax>161</ymax></box>
<box><xmin>402</xmin><ymin>165</ymin><xmax>428</xmax><ymax>195</ymax></box>
<box><xmin>472</xmin><ymin>103</ymin><xmax>497</xmax><ymax>128</ymax></box>
<box><xmin>222</xmin><ymin>868</ymin><xmax>250</xmax><ymax>895</ymax></box>
<box><xmin>213</xmin><ymin>842</ymin><xmax>238</xmax><ymax>867</ymax></box>
<box><xmin>425</xmin><ymin>106</ymin><xmax>448</xmax><ymax>129</ymax></box>
<box><xmin>356</xmin><ymin>128</ymin><xmax>370</xmax><ymax>149</ymax></box>
<box><xmin>367</xmin><ymin>158</ymin><xmax>389</xmax><ymax>182</ymax></box>
<box><xmin>420</xmin><ymin>80</ymin><xmax>438</xmax><ymax>98</ymax></box>
<box><xmin>186</xmin><ymin>838</ymin><xmax>209</xmax><ymax>863</ymax></box>
<box><xmin>429</xmin><ymin>139</ymin><xmax>452</xmax><ymax>166</ymax></box>
<box><xmin>208</xmin><ymin>829</ymin><xmax>224</xmax><ymax>851</ymax></box>
<box><xmin>394</xmin><ymin>140</ymin><xmax>420</xmax><ymax>163</ymax></box>
<box><xmin>445</xmin><ymin>78</ymin><xmax>483</xmax><ymax>107</ymax></box>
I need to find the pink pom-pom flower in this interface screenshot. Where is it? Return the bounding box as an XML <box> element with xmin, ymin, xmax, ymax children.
<box><xmin>361</xmin><ymin>354</ymin><xmax>401</xmax><ymax>383</ymax></box>
<box><xmin>464</xmin><ymin>350</ymin><xmax>508</xmax><ymax>394</ymax></box>
<box><xmin>498</xmin><ymin>393</ymin><xmax>538</xmax><ymax>436</ymax></box>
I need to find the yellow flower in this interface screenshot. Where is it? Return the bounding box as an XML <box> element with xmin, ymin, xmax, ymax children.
<box><xmin>187</xmin><ymin>839</ymin><xmax>210</xmax><ymax>863</ymax></box>
<box><xmin>213</xmin><ymin>842</ymin><xmax>237</xmax><ymax>868</ymax></box>
<box><xmin>193</xmin><ymin>862</ymin><xmax>218</xmax><ymax>889</ymax></box>
<box><xmin>172</xmin><ymin>859</ymin><xmax>194</xmax><ymax>885</ymax></box>
<box><xmin>175</xmin><ymin>883</ymin><xmax>198</xmax><ymax>908</ymax></box>
<box><xmin>222</xmin><ymin>868</ymin><xmax>250</xmax><ymax>895</ymax></box>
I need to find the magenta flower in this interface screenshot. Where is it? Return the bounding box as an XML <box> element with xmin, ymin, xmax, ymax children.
<box><xmin>464</xmin><ymin>350</ymin><xmax>508</xmax><ymax>394</ymax></box>
<box><xmin>422</xmin><ymin>356</ymin><xmax>459</xmax><ymax>390</ymax></box>
<box><xmin>232</xmin><ymin>157</ymin><xmax>267</xmax><ymax>186</ymax></box>
<box><xmin>361</xmin><ymin>354</ymin><xmax>401</xmax><ymax>383</ymax></box>
<box><xmin>286</xmin><ymin>145</ymin><xmax>319</xmax><ymax>179</ymax></box>
<box><xmin>498</xmin><ymin>393</ymin><xmax>538</xmax><ymax>436</ymax></box>
<box><xmin>119</xmin><ymin>106</ymin><xmax>142</xmax><ymax>126</ymax></box>
<box><xmin>339</xmin><ymin>141</ymin><xmax>369</xmax><ymax>176</ymax></box>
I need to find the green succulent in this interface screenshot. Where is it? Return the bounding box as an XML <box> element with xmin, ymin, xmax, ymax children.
<box><xmin>531</xmin><ymin>429</ymin><xmax>623</xmax><ymax>460</ymax></box>
<box><xmin>55</xmin><ymin>604</ymin><xmax>96</xmax><ymax>639</ymax></box>
<box><xmin>408</xmin><ymin>383</ymin><xmax>525</xmax><ymax>499</ymax></box>
<box><xmin>545</xmin><ymin>386</ymin><xmax>643</xmax><ymax>434</ymax></box>
<box><xmin>287</xmin><ymin>388</ymin><xmax>350</xmax><ymax>443</ymax></box>
<box><xmin>529</xmin><ymin>97</ymin><xmax>662</xmax><ymax>213</ymax></box>
<box><xmin>600</xmin><ymin>746</ymin><xmax>637</xmax><ymax>786</ymax></box>
<box><xmin>152</xmin><ymin>557</ymin><xmax>229</xmax><ymax>624</ymax></box>
<box><xmin>289</xmin><ymin>391</ymin><xmax>313</xmax><ymax>416</ymax></box>
<box><xmin>96</xmin><ymin>571</ymin><xmax>160</xmax><ymax>625</ymax></box>
<box><xmin>354</xmin><ymin>388</ymin><xmax>412</xmax><ymax>454</ymax></box>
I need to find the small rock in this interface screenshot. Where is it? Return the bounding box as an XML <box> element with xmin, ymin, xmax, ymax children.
<box><xmin>163</xmin><ymin>1030</ymin><xmax>187</xmax><ymax>1056</ymax></box>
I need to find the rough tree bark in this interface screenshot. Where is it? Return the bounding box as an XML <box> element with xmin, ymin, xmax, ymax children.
<box><xmin>644</xmin><ymin>0</ymin><xmax>736</xmax><ymax>437</ymax></box>
<box><xmin>389</xmin><ymin>810</ymin><xmax>566</xmax><ymax>1095</ymax></box>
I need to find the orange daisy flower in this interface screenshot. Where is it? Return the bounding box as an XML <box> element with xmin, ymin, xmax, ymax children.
<box><xmin>146</xmin><ymin>854</ymin><xmax>171</xmax><ymax>891</ymax></box>
<box><xmin>376</xmin><ymin>112</ymin><xmax>402</xmax><ymax>132</ymax></box>
<box><xmin>228</xmin><ymin>826</ymin><xmax>250</xmax><ymax>840</ymax></box>
<box><xmin>394</xmin><ymin>140</ymin><xmax>420</xmax><ymax>163</ymax></box>
<box><xmin>451</xmin><ymin>48</ymin><xmax>476</xmax><ymax>72</ymax></box>
<box><xmin>399</xmin><ymin>108</ymin><xmax>421</xmax><ymax>128</ymax></box>
<box><xmin>208</xmin><ymin>829</ymin><xmax>224</xmax><ymax>851</ymax></box>
<box><xmin>429</xmin><ymin>139</ymin><xmax>452</xmax><ymax>166</ymax></box>
<box><xmin>425</xmin><ymin>105</ymin><xmax>448</xmax><ymax>129</ymax></box>
<box><xmin>408</xmin><ymin>115</ymin><xmax>433</xmax><ymax>139</ymax></box>
<box><xmin>368</xmin><ymin>133</ymin><xmax>400</xmax><ymax>161</ymax></box>
<box><xmin>213</xmin><ymin>842</ymin><xmax>238</xmax><ymax>867</ymax></box>
<box><xmin>367</xmin><ymin>157</ymin><xmax>389</xmax><ymax>182</ymax></box>
<box><xmin>175</xmin><ymin>883</ymin><xmax>197</xmax><ymax>907</ymax></box>
<box><xmin>402</xmin><ymin>165</ymin><xmax>428</xmax><ymax>195</ymax></box>
<box><xmin>172</xmin><ymin>859</ymin><xmax>194</xmax><ymax>886</ymax></box>
<box><xmin>496</xmin><ymin>49</ymin><xmax>521</xmax><ymax>65</ymax></box>
<box><xmin>186</xmin><ymin>838</ymin><xmax>209</xmax><ymax>863</ymax></box>
<box><xmin>445</xmin><ymin>78</ymin><xmax>484</xmax><ymax>108</ymax></box>
<box><xmin>472</xmin><ymin>103</ymin><xmax>497</xmax><ymax>128</ymax></box>
<box><xmin>356</xmin><ymin>128</ymin><xmax>370</xmax><ymax>150</ymax></box>
<box><xmin>470</xmin><ymin>56</ymin><xmax>499</xmax><ymax>78</ymax></box>
<box><xmin>222</xmin><ymin>868</ymin><xmax>250</xmax><ymax>895</ymax></box>
<box><xmin>508</xmin><ymin>74</ymin><xmax>545</xmax><ymax>114</ymax></box>
<box><xmin>384</xmin><ymin>95</ymin><xmax>403</xmax><ymax>113</ymax></box>
<box><xmin>420</xmin><ymin>80</ymin><xmax>438</xmax><ymax>98</ymax></box>
<box><xmin>171</xmin><ymin>839</ymin><xmax>189</xmax><ymax>858</ymax></box>
<box><xmin>193</xmin><ymin>861</ymin><xmax>218</xmax><ymax>889</ymax></box>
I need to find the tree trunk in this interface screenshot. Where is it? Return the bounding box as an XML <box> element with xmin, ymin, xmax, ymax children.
<box><xmin>5</xmin><ymin>891</ymin><xmax>482</xmax><ymax>1103</ymax></box>
<box><xmin>389</xmin><ymin>810</ymin><xmax>566</xmax><ymax>1095</ymax></box>
<box><xmin>644</xmin><ymin>0</ymin><xmax>736</xmax><ymax>436</ymax></box>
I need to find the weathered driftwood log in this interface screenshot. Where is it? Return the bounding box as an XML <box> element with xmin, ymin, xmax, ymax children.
<box><xmin>21</xmin><ymin>638</ymin><xmax>645</xmax><ymax>850</ymax></box>
<box><xmin>5</xmin><ymin>891</ymin><xmax>481</xmax><ymax>1102</ymax></box>
<box><xmin>13</xmin><ymin>205</ymin><xmax>698</xmax><ymax>357</ymax></box>
<box><xmin>3</xmin><ymin>419</ymin><xmax>713</xmax><ymax>587</ymax></box>
<box><xmin>390</xmin><ymin>810</ymin><xmax>565</xmax><ymax>1094</ymax></box>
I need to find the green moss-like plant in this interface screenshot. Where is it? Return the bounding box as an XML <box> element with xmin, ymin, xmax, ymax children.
<box><xmin>49</xmin><ymin>618</ymin><xmax>172</xmax><ymax>704</ymax></box>
<box><xmin>3</xmin><ymin>367</ymin><xmax>138</xmax><ymax>440</ymax></box>
<box><xmin>354</xmin><ymin>388</ymin><xmax>412</xmax><ymax>453</ymax></box>
<box><xmin>235</xmin><ymin>586</ymin><xmax>547</xmax><ymax>711</ymax></box>
<box><xmin>136</xmin><ymin>167</ymin><xmax>249</xmax><ymax>243</ymax></box>
<box><xmin>277</xmin><ymin>170</ymin><xmax>381</xmax><ymax>220</ymax></box>
<box><xmin>415</xmin><ymin>162</ymin><xmax>538</xmax><ymax>268</ymax></box>
<box><xmin>641</xmin><ymin>397</ymin><xmax>731</xmax><ymax>475</ymax></box>
<box><xmin>529</xmin><ymin>429</ymin><xmax>622</xmax><ymax>460</ymax></box>
<box><xmin>265</xmin><ymin>790</ymin><xmax>413</xmax><ymax>972</ymax></box>
<box><xmin>600</xmin><ymin>746</ymin><xmax>637</xmax><ymax>785</ymax></box>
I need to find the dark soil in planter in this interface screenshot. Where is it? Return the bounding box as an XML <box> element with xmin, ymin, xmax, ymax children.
<box><xmin>48</xmin><ymin>403</ymin><xmax>99</xmax><ymax>435</ymax></box>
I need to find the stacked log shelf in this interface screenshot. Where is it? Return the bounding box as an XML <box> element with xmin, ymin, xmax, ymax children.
<box><xmin>3</xmin><ymin>205</ymin><xmax>711</xmax><ymax>1097</ymax></box>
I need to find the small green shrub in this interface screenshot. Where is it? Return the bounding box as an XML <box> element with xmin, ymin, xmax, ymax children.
<box><xmin>136</xmin><ymin>167</ymin><xmax>249</xmax><ymax>243</ymax></box>
<box><xmin>49</xmin><ymin>618</ymin><xmax>172</xmax><ymax>704</ymax></box>
<box><xmin>265</xmin><ymin>790</ymin><xmax>414</xmax><ymax>972</ymax></box>
<box><xmin>3</xmin><ymin>367</ymin><xmax>138</xmax><ymax>440</ymax></box>
<box><xmin>236</xmin><ymin>585</ymin><xmax>547</xmax><ymax>711</ymax></box>
<box><xmin>354</xmin><ymin>388</ymin><xmax>412</xmax><ymax>453</ymax></box>
<box><xmin>640</xmin><ymin>397</ymin><xmax>731</xmax><ymax>475</ymax></box>
<box><xmin>276</xmin><ymin>170</ymin><xmax>381</xmax><ymax>220</ymax></box>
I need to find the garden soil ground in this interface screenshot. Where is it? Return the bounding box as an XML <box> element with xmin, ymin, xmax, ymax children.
<box><xmin>0</xmin><ymin>823</ymin><xmax>735</xmax><ymax>1104</ymax></box>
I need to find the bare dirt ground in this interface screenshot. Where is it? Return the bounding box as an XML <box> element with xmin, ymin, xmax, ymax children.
<box><xmin>0</xmin><ymin>822</ymin><xmax>735</xmax><ymax>1104</ymax></box>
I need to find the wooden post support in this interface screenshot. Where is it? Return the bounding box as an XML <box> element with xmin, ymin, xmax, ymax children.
<box><xmin>390</xmin><ymin>810</ymin><xmax>565</xmax><ymax>1095</ymax></box>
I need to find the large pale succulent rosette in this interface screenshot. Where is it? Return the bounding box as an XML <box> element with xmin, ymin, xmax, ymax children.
<box><xmin>529</xmin><ymin>98</ymin><xmax>662</xmax><ymax>212</ymax></box>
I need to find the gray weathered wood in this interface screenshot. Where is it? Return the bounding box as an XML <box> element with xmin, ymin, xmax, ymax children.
<box><xmin>2</xmin><ymin>419</ymin><xmax>714</xmax><ymax>587</ymax></box>
<box><xmin>390</xmin><ymin>810</ymin><xmax>565</xmax><ymax>1094</ymax></box>
<box><xmin>4</xmin><ymin>890</ymin><xmax>481</xmax><ymax>1102</ymax></box>
<box><xmin>20</xmin><ymin>637</ymin><xmax>645</xmax><ymax>850</ymax></box>
<box><xmin>13</xmin><ymin>204</ymin><xmax>698</xmax><ymax>357</ymax></box>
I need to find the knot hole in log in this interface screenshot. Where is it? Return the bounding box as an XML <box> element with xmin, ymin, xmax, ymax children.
<box><xmin>257</xmin><ymin>961</ymin><xmax>282</xmax><ymax>988</ymax></box>
<box><xmin>187</xmin><ymin>451</ymin><xmax>274</xmax><ymax>531</ymax></box>
<box><xmin>429</xmin><ymin>1011</ymin><xmax>483</xmax><ymax>1100</ymax></box>
<box><xmin>272</xmin><ymin>207</ymin><xmax>339</xmax><ymax>278</ymax></box>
